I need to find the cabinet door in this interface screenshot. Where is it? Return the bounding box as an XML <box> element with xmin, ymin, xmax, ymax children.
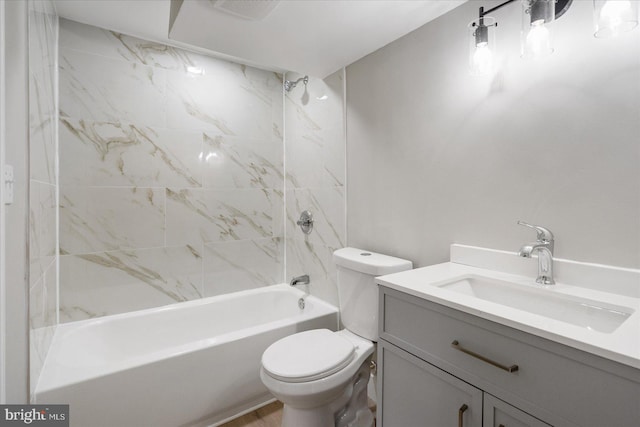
<box><xmin>379</xmin><ymin>340</ymin><xmax>482</xmax><ymax>427</ymax></box>
<box><xmin>484</xmin><ymin>394</ymin><xmax>552</xmax><ymax>427</ymax></box>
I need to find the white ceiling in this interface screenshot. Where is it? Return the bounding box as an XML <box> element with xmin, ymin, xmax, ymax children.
<box><xmin>53</xmin><ymin>0</ymin><xmax>467</xmax><ymax>78</ymax></box>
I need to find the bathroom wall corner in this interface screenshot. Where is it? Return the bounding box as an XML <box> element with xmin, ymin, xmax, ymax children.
<box><xmin>3</xmin><ymin>0</ymin><xmax>30</xmax><ymax>404</ymax></box>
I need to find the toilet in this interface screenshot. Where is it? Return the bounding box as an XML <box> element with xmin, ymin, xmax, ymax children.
<box><xmin>260</xmin><ymin>247</ymin><xmax>412</xmax><ymax>427</ymax></box>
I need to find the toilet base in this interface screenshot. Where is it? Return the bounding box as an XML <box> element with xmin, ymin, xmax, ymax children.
<box><xmin>280</xmin><ymin>358</ymin><xmax>374</xmax><ymax>427</ymax></box>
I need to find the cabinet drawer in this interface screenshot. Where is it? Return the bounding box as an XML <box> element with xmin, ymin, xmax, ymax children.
<box><xmin>380</xmin><ymin>287</ymin><xmax>640</xmax><ymax>427</ymax></box>
<box><xmin>484</xmin><ymin>394</ymin><xmax>551</xmax><ymax>427</ymax></box>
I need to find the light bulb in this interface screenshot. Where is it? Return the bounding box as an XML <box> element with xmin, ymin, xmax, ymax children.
<box><xmin>526</xmin><ymin>20</ymin><xmax>553</xmax><ymax>57</ymax></box>
<box><xmin>472</xmin><ymin>42</ymin><xmax>493</xmax><ymax>76</ymax></box>
<box><xmin>599</xmin><ymin>0</ymin><xmax>633</xmax><ymax>36</ymax></box>
<box><xmin>468</xmin><ymin>16</ymin><xmax>496</xmax><ymax>76</ymax></box>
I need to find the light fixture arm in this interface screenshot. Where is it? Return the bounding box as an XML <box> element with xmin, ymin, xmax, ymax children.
<box><xmin>479</xmin><ymin>0</ymin><xmax>517</xmax><ymax>18</ymax></box>
<box><xmin>469</xmin><ymin>0</ymin><xmax>577</xmax><ymax>76</ymax></box>
<box><xmin>473</xmin><ymin>4</ymin><xmax>505</xmax><ymax>45</ymax></box>
<box><xmin>477</xmin><ymin>0</ymin><xmax>573</xmax><ymax>21</ymax></box>
<box><xmin>472</xmin><ymin>0</ymin><xmax>574</xmax><ymax>45</ymax></box>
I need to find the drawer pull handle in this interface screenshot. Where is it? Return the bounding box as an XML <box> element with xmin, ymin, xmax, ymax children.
<box><xmin>451</xmin><ymin>340</ymin><xmax>519</xmax><ymax>373</ymax></box>
<box><xmin>458</xmin><ymin>404</ymin><xmax>468</xmax><ymax>427</ymax></box>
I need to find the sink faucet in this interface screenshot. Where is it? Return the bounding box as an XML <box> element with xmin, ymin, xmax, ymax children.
<box><xmin>290</xmin><ymin>274</ymin><xmax>310</xmax><ymax>287</ymax></box>
<box><xmin>517</xmin><ymin>221</ymin><xmax>555</xmax><ymax>285</ymax></box>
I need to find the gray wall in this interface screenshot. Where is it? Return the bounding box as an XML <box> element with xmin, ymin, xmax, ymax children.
<box><xmin>346</xmin><ymin>0</ymin><xmax>640</xmax><ymax>269</ymax></box>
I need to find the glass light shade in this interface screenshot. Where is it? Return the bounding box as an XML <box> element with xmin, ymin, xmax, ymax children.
<box><xmin>521</xmin><ymin>0</ymin><xmax>555</xmax><ymax>58</ymax></box>
<box><xmin>594</xmin><ymin>0</ymin><xmax>639</xmax><ymax>38</ymax></box>
<box><xmin>468</xmin><ymin>16</ymin><xmax>496</xmax><ymax>76</ymax></box>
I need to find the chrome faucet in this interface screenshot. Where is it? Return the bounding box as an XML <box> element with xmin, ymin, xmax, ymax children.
<box><xmin>517</xmin><ymin>221</ymin><xmax>555</xmax><ymax>285</ymax></box>
<box><xmin>290</xmin><ymin>274</ymin><xmax>310</xmax><ymax>287</ymax></box>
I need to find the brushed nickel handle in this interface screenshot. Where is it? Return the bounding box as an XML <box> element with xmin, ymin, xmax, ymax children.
<box><xmin>296</xmin><ymin>210</ymin><xmax>313</xmax><ymax>234</ymax></box>
<box><xmin>517</xmin><ymin>220</ymin><xmax>554</xmax><ymax>243</ymax></box>
<box><xmin>451</xmin><ymin>340</ymin><xmax>519</xmax><ymax>373</ymax></box>
<box><xmin>458</xmin><ymin>404</ymin><xmax>468</xmax><ymax>427</ymax></box>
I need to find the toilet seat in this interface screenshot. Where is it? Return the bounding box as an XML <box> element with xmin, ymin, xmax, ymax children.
<box><xmin>262</xmin><ymin>329</ymin><xmax>355</xmax><ymax>383</ymax></box>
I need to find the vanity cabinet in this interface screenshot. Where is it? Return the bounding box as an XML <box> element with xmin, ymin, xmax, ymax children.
<box><xmin>380</xmin><ymin>340</ymin><xmax>482</xmax><ymax>427</ymax></box>
<box><xmin>377</xmin><ymin>286</ymin><xmax>640</xmax><ymax>427</ymax></box>
<box><xmin>483</xmin><ymin>394</ymin><xmax>550</xmax><ymax>427</ymax></box>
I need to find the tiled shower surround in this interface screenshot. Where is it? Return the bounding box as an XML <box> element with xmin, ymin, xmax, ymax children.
<box><xmin>285</xmin><ymin>73</ymin><xmax>346</xmax><ymax>307</ymax></box>
<box><xmin>57</xmin><ymin>19</ymin><xmax>345</xmax><ymax>322</ymax></box>
<box><xmin>29</xmin><ymin>0</ymin><xmax>58</xmax><ymax>393</ymax></box>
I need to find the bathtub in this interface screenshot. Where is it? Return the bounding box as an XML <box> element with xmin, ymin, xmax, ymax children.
<box><xmin>34</xmin><ymin>285</ymin><xmax>338</xmax><ymax>427</ymax></box>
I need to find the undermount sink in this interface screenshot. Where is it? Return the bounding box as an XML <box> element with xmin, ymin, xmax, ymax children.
<box><xmin>438</xmin><ymin>275</ymin><xmax>634</xmax><ymax>333</ymax></box>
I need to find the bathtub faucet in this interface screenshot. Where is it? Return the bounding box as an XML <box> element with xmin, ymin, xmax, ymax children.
<box><xmin>290</xmin><ymin>275</ymin><xmax>310</xmax><ymax>287</ymax></box>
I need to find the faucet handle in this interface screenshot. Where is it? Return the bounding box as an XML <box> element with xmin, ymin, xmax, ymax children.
<box><xmin>517</xmin><ymin>221</ymin><xmax>554</xmax><ymax>243</ymax></box>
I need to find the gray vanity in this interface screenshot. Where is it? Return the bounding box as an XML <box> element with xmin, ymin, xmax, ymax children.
<box><xmin>375</xmin><ymin>245</ymin><xmax>640</xmax><ymax>427</ymax></box>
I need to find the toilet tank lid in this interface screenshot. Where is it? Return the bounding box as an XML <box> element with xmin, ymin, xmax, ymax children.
<box><xmin>333</xmin><ymin>247</ymin><xmax>412</xmax><ymax>276</ymax></box>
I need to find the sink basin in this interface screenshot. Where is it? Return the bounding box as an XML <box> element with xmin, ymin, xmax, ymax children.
<box><xmin>438</xmin><ymin>275</ymin><xmax>634</xmax><ymax>333</ymax></box>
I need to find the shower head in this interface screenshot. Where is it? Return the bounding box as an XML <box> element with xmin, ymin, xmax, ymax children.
<box><xmin>284</xmin><ymin>75</ymin><xmax>308</xmax><ymax>92</ymax></box>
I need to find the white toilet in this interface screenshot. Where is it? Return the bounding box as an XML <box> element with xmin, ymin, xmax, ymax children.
<box><xmin>260</xmin><ymin>247</ymin><xmax>412</xmax><ymax>427</ymax></box>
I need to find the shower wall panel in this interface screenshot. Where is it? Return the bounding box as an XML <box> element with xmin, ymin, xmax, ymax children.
<box><xmin>284</xmin><ymin>71</ymin><xmax>346</xmax><ymax>307</ymax></box>
<box><xmin>57</xmin><ymin>19</ymin><xmax>284</xmax><ymax>322</ymax></box>
<box><xmin>28</xmin><ymin>0</ymin><xmax>59</xmax><ymax>394</ymax></box>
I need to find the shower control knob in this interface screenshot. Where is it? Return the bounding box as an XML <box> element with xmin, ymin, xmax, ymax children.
<box><xmin>296</xmin><ymin>210</ymin><xmax>314</xmax><ymax>234</ymax></box>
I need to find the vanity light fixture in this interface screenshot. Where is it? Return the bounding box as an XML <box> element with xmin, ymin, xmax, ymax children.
<box><xmin>521</xmin><ymin>0</ymin><xmax>556</xmax><ymax>58</ymax></box>
<box><xmin>468</xmin><ymin>0</ymin><xmax>640</xmax><ymax>76</ymax></box>
<box><xmin>469</xmin><ymin>0</ymin><xmax>574</xmax><ymax>76</ymax></box>
<box><xmin>469</xmin><ymin>12</ymin><xmax>497</xmax><ymax>76</ymax></box>
<box><xmin>594</xmin><ymin>0</ymin><xmax>639</xmax><ymax>38</ymax></box>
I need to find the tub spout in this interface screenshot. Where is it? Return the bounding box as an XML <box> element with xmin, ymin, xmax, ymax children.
<box><xmin>290</xmin><ymin>274</ymin><xmax>310</xmax><ymax>287</ymax></box>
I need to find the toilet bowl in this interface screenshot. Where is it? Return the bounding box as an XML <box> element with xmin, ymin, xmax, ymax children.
<box><xmin>260</xmin><ymin>248</ymin><xmax>412</xmax><ymax>427</ymax></box>
<box><xmin>260</xmin><ymin>329</ymin><xmax>374</xmax><ymax>427</ymax></box>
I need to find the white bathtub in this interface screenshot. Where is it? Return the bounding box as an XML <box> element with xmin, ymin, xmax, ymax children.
<box><xmin>35</xmin><ymin>285</ymin><xmax>338</xmax><ymax>427</ymax></box>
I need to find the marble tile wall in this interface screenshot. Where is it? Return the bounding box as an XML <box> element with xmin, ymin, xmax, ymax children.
<box><xmin>28</xmin><ymin>0</ymin><xmax>58</xmax><ymax>395</ymax></box>
<box><xmin>284</xmin><ymin>71</ymin><xmax>346</xmax><ymax>307</ymax></box>
<box><xmin>58</xmin><ymin>19</ymin><xmax>285</xmax><ymax>322</ymax></box>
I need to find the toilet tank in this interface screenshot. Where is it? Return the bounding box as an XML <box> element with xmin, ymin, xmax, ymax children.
<box><xmin>333</xmin><ymin>248</ymin><xmax>412</xmax><ymax>341</ymax></box>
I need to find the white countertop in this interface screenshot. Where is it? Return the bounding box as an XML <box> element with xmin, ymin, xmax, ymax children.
<box><xmin>376</xmin><ymin>245</ymin><xmax>640</xmax><ymax>369</ymax></box>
